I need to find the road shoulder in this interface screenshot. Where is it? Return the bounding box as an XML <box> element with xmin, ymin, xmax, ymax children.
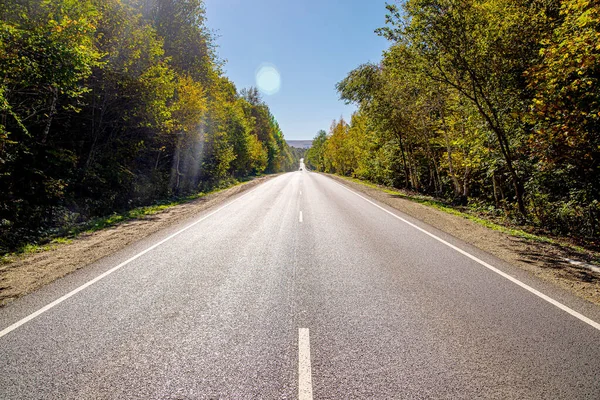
<box><xmin>0</xmin><ymin>175</ymin><xmax>278</xmax><ymax>307</ymax></box>
<box><xmin>326</xmin><ymin>173</ymin><xmax>600</xmax><ymax>307</ymax></box>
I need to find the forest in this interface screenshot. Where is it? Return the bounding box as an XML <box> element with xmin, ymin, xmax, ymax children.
<box><xmin>307</xmin><ymin>0</ymin><xmax>600</xmax><ymax>242</ymax></box>
<box><xmin>0</xmin><ymin>0</ymin><xmax>297</xmax><ymax>253</ymax></box>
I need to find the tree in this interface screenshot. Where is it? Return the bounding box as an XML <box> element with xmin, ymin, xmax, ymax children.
<box><xmin>525</xmin><ymin>0</ymin><xmax>600</xmax><ymax>234</ymax></box>
<box><xmin>0</xmin><ymin>0</ymin><xmax>294</xmax><ymax>253</ymax></box>
<box><xmin>377</xmin><ymin>0</ymin><xmax>557</xmax><ymax>216</ymax></box>
<box><xmin>306</xmin><ymin>130</ymin><xmax>328</xmax><ymax>171</ymax></box>
<box><xmin>0</xmin><ymin>0</ymin><xmax>100</xmax><ymax>249</ymax></box>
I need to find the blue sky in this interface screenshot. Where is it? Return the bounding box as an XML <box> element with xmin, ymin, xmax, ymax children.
<box><xmin>204</xmin><ymin>0</ymin><xmax>390</xmax><ymax>140</ymax></box>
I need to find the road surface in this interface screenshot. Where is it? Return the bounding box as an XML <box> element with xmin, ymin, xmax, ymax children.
<box><xmin>1</xmin><ymin>171</ymin><xmax>599</xmax><ymax>399</ymax></box>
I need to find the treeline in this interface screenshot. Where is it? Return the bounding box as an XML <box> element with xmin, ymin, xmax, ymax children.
<box><xmin>307</xmin><ymin>0</ymin><xmax>599</xmax><ymax>240</ymax></box>
<box><xmin>0</xmin><ymin>0</ymin><xmax>296</xmax><ymax>252</ymax></box>
<box><xmin>288</xmin><ymin>146</ymin><xmax>308</xmax><ymax>164</ymax></box>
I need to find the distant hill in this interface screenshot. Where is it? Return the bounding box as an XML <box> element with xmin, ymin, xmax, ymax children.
<box><xmin>286</xmin><ymin>140</ymin><xmax>313</xmax><ymax>149</ymax></box>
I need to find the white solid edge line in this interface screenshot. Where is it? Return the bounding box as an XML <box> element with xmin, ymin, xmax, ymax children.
<box><xmin>298</xmin><ymin>328</ymin><xmax>313</xmax><ymax>400</ymax></box>
<box><xmin>328</xmin><ymin>178</ymin><xmax>600</xmax><ymax>332</ymax></box>
<box><xmin>0</xmin><ymin>184</ymin><xmax>264</xmax><ymax>339</ymax></box>
<box><xmin>299</xmin><ymin>211</ymin><xmax>303</xmax><ymax>223</ymax></box>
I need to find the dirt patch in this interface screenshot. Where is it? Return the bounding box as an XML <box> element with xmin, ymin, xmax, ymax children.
<box><xmin>0</xmin><ymin>175</ymin><xmax>277</xmax><ymax>307</ymax></box>
<box><xmin>328</xmin><ymin>174</ymin><xmax>600</xmax><ymax>306</ymax></box>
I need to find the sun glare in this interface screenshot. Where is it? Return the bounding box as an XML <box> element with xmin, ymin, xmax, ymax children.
<box><xmin>256</xmin><ymin>64</ymin><xmax>281</xmax><ymax>95</ymax></box>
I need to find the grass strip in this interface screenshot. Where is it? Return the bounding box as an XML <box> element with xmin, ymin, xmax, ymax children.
<box><xmin>1</xmin><ymin>179</ymin><xmax>249</xmax><ymax>263</ymax></box>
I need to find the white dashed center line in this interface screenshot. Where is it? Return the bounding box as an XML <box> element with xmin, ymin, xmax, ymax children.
<box><xmin>298</xmin><ymin>328</ymin><xmax>313</xmax><ymax>400</ymax></box>
<box><xmin>299</xmin><ymin>211</ymin><xmax>303</xmax><ymax>223</ymax></box>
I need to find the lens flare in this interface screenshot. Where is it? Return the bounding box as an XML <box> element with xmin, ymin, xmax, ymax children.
<box><xmin>256</xmin><ymin>64</ymin><xmax>281</xmax><ymax>95</ymax></box>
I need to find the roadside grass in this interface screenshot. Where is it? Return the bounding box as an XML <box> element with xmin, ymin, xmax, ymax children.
<box><xmin>335</xmin><ymin>175</ymin><xmax>599</xmax><ymax>263</ymax></box>
<box><xmin>0</xmin><ymin>179</ymin><xmax>248</xmax><ymax>264</ymax></box>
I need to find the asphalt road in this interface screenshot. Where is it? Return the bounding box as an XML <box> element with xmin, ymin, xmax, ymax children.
<box><xmin>1</xmin><ymin>169</ymin><xmax>600</xmax><ymax>399</ymax></box>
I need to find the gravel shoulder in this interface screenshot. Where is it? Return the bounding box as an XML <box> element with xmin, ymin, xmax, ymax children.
<box><xmin>0</xmin><ymin>175</ymin><xmax>278</xmax><ymax>307</ymax></box>
<box><xmin>328</xmin><ymin>173</ymin><xmax>600</xmax><ymax>307</ymax></box>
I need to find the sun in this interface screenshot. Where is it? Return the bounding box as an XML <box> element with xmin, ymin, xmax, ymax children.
<box><xmin>256</xmin><ymin>64</ymin><xmax>281</xmax><ymax>95</ymax></box>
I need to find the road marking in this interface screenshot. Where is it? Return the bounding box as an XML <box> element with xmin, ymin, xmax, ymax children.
<box><xmin>299</xmin><ymin>211</ymin><xmax>303</xmax><ymax>223</ymax></box>
<box><xmin>300</xmin><ymin>190</ymin><xmax>302</xmax><ymax>196</ymax></box>
<box><xmin>329</xmin><ymin>178</ymin><xmax>600</xmax><ymax>332</ymax></box>
<box><xmin>298</xmin><ymin>328</ymin><xmax>313</xmax><ymax>400</ymax></box>
<box><xmin>0</xmin><ymin>184</ymin><xmax>265</xmax><ymax>339</ymax></box>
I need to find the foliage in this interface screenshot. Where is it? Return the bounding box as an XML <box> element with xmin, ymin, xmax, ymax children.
<box><xmin>0</xmin><ymin>0</ymin><xmax>298</xmax><ymax>253</ymax></box>
<box><xmin>305</xmin><ymin>130</ymin><xmax>328</xmax><ymax>171</ymax></box>
<box><xmin>312</xmin><ymin>0</ymin><xmax>599</xmax><ymax>241</ymax></box>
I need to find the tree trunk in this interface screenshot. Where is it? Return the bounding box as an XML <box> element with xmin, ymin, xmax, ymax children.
<box><xmin>41</xmin><ymin>87</ymin><xmax>58</xmax><ymax>144</ymax></box>
<box><xmin>393</xmin><ymin>130</ymin><xmax>410</xmax><ymax>189</ymax></box>
<box><xmin>492</xmin><ymin>170</ymin><xmax>499</xmax><ymax>208</ymax></box>
<box><xmin>175</xmin><ymin>151</ymin><xmax>182</xmax><ymax>191</ymax></box>
<box><xmin>155</xmin><ymin>150</ymin><xmax>161</xmax><ymax>170</ymax></box>
<box><xmin>440</xmin><ymin>113</ymin><xmax>461</xmax><ymax>197</ymax></box>
<box><xmin>407</xmin><ymin>143</ymin><xmax>419</xmax><ymax>191</ymax></box>
<box><xmin>432</xmin><ymin>156</ymin><xmax>443</xmax><ymax>195</ymax></box>
<box><xmin>495</xmin><ymin>128</ymin><xmax>526</xmax><ymax>217</ymax></box>
<box><xmin>462</xmin><ymin>166</ymin><xmax>470</xmax><ymax>198</ymax></box>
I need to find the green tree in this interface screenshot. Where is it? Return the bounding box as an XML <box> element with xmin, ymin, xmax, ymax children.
<box><xmin>0</xmin><ymin>0</ymin><xmax>100</xmax><ymax>249</ymax></box>
<box><xmin>306</xmin><ymin>130</ymin><xmax>328</xmax><ymax>171</ymax></box>
<box><xmin>377</xmin><ymin>0</ymin><xmax>556</xmax><ymax>216</ymax></box>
